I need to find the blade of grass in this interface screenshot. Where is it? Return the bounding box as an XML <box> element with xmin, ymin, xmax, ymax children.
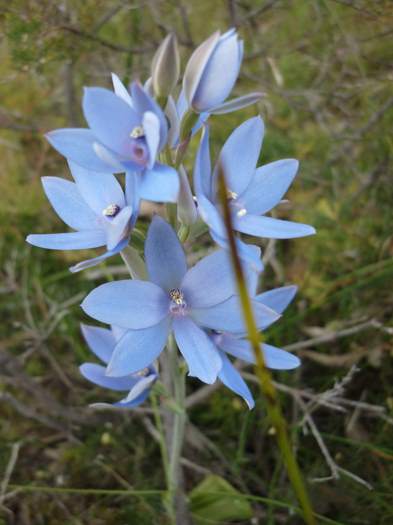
<box><xmin>216</xmin><ymin>166</ymin><xmax>316</xmax><ymax>525</ymax></box>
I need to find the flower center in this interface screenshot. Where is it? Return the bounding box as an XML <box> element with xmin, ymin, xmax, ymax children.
<box><xmin>130</xmin><ymin>126</ymin><xmax>145</xmax><ymax>139</ymax></box>
<box><xmin>102</xmin><ymin>203</ymin><xmax>121</xmax><ymax>217</ymax></box>
<box><xmin>169</xmin><ymin>288</ymin><xmax>187</xmax><ymax>315</ymax></box>
<box><xmin>226</xmin><ymin>189</ymin><xmax>247</xmax><ymax>217</ymax></box>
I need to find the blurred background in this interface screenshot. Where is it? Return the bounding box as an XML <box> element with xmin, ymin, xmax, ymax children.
<box><xmin>1</xmin><ymin>1</ymin><xmax>392</xmax><ymax>524</ymax></box>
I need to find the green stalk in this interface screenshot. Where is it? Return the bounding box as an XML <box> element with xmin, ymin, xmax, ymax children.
<box><xmin>217</xmin><ymin>167</ymin><xmax>316</xmax><ymax>525</ymax></box>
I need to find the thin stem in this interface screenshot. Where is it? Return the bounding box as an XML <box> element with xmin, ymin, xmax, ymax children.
<box><xmin>217</xmin><ymin>167</ymin><xmax>316</xmax><ymax>525</ymax></box>
<box><xmin>167</xmin><ymin>335</ymin><xmax>189</xmax><ymax>524</ymax></box>
<box><xmin>151</xmin><ymin>391</ymin><xmax>175</xmax><ymax>522</ymax></box>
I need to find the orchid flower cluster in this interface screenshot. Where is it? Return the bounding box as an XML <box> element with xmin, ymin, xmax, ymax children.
<box><xmin>27</xmin><ymin>29</ymin><xmax>315</xmax><ymax>411</ymax></box>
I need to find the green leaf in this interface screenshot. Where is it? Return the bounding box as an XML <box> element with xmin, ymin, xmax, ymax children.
<box><xmin>189</xmin><ymin>475</ymin><xmax>253</xmax><ymax>524</ymax></box>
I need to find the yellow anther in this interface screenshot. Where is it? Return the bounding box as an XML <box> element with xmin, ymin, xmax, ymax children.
<box><xmin>169</xmin><ymin>288</ymin><xmax>185</xmax><ymax>305</ymax></box>
<box><xmin>102</xmin><ymin>203</ymin><xmax>120</xmax><ymax>217</ymax></box>
<box><xmin>237</xmin><ymin>208</ymin><xmax>247</xmax><ymax>217</ymax></box>
<box><xmin>227</xmin><ymin>189</ymin><xmax>238</xmax><ymax>200</ymax></box>
<box><xmin>130</xmin><ymin>126</ymin><xmax>145</xmax><ymax>139</ymax></box>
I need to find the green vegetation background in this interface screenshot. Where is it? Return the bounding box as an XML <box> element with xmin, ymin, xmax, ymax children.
<box><xmin>1</xmin><ymin>1</ymin><xmax>392</xmax><ymax>523</ymax></box>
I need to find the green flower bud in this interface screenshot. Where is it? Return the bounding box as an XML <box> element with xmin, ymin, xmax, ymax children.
<box><xmin>151</xmin><ymin>33</ymin><xmax>180</xmax><ymax>98</ymax></box>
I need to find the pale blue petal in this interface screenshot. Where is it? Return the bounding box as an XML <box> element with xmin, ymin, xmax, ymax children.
<box><xmin>214</xmin><ymin>117</ymin><xmax>264</xmax><ymax>196</ymax></box>
<box><xmin>125</xmin><ymin>172</ymin><xmax>141</xmax><ymax>219</ymax></box>
<box><xmin>93</xmin><ymin>142</ymin><xmax>130</xmax><ymax>172</ymax></box>
<box><xmin>83</xmin><ymin>87</ymin><xmax>139</xmax><ymax>157</ymax></box>
<box><xmin>192</xmin><ymin>32</ymin><xmax>241</xmax><ymax>112</ymax></box>
<box><xmin>142</xmin><ymin>111</ymin><xmax>160</xmax><ymax>169</ymax></box>
<box><xmin>173</xmin><ymin>316</ymin><xmax>222</xmax><ymax>384</ymax></box>
<box><xmin>81</xmin><ymin>280</ymin><xmax>169</xmax><ymax>329</ymax></box>
<box><xmin>191</xmin><ymin>296</ymin><xmax>280</xmax><ymax>333</ymax></box>
<box><xmin>80</xmin><ymin>324</ymin><xmax>115</xmax><ymax>364</ymax></box>
<box><xmin>41</xmin><ymin>177</ymin><xmax>98</xmax><ymax>230</ymax></box>
<box><xmin>183</xmin><ymin>31</ymin><xmax>220</xmax><ymax>106</ymax></box>
<box><xmin>69</xmin><ymin>238</ymin><xmax>128</xmax><ymax>273</ymax></box>
<box><xmin>217</xmin><ymin>334</ymin><xmax>300</xmax><ymax>369</ymax></box>
<box><xmin>111</xmin><ymin>325</ymin><xmax>128</xmax><ymax>342</ymax></box>
<box><xmin>145</xmin><ymin>216</ymin><xmax>187</xmax><ymax>292</ymax></box>
<box><xmin>234</xmin><ymin>214</ymin><xmax>316</xmax><ymax>239</ymax></box>
<box><xmin>194</xmin><ymin>126</ymin><xmax>212</xmax><ymax>199</ymax></box>
<box><xmin>27</xmin><ymin>230</ymin><xmax>106</xmax><ymax>251</ymax></box>
<box><xmin>68</xmin><ymin>161</ymin><xmax>125</xmax><ymax>215</ymax></box>
<box><xmin>115</xmin><ymin>389</ymin><xmax>150</xmax><ymax>408</ymax></box>
<box><xmin>166</xmin><ymin>95</ymin><xmax>181</xmax><ymax>147</ymax></box>
<box><xmin>45</xmin><ymin>129</ymin><xmax>111</xmax><ymax>173</ymax></box>
<box><xmin>121</xmin><ymin>373</ymin><xmax>157</xmax><ymax>403</ymax></box>
<box><xmin>105</xmin><ymin>206</ymin><xmax>132</xmax><ymax>251</ymax></box>
<box><xmin>218</xmin><ymin>351</ymin><xmax>254</xmax><ymax>409</ymax></box>
<box><xmin>240</xmin><ymin>159</ymin><xmax>299</xmax><ymax>215</ymax></box>
<box><xmin>181</xmin><ymin>250</ymin><xmax>238</xmax><ymax>308</ymax></box>
<box><xmin>111</xmin><ymin>73</ymin><xmax>133</xmax><ymax>107</ymax></box>
<box><xmin>80</xmin><ymin>363</ymin><xmax>138</xmax><ymax>391</ymax></box>
<box><xmin>130</xmin><ymin>82</ymin><xmax>168</xmax><ymax>149</ymax></box>
<box><xmin>209</xmin><ymin>92</ymin><xmax>264</xmax><ymax>115</ymax></box>
<box><xmin>197</xmin><ymin>194</ymin><xmax>226</xmax><ymax>237</ymax></box>
<box><xmin>139</xmin><ymin>164</ymin><xmax>179</xmax><ymax>203</ymax></box>
<box><xmin>177</xmin><ymin>166</ymin><xmax>198</xmax><ymax>225</ymax></box>
<box><xmin>106</xmin><ymin>318</ymin><xmax>170</xmax><ymax>376</ymax></box>
<box><xmin>210</xmin><ymin>228</ymin><xmax>264</xmax><ymax>273</ymax></box>
<box><xmin>255</xmin><ymin>285</ymin><xmax>297</xmax><ymax>314</ymax></box>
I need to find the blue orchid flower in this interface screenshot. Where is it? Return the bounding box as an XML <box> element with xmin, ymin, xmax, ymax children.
<box><xmin>193</xmin><ymin>117</ymin><xmax>316</xmax><ymax>270</ymax></box>
<box><xmin>80</xmin><ymin>323</ymin><xmax>157</xmax><ymax>408</ymax></box>
<box><xmin>81</xmin><ymin>216</ymin><xmax>280</xmax><ymax>386</ymax></box>
<box><xmin>183</xmin><ymin>29</ymin><xmax>263</xmax><ymax>114</ymax></box>
<box><xmin>26</xmin><ymin>161</ymin><xmax>136</xmax><ymax>272</ymax></box>
<box><xmin>46</xmin><ymin>77</ymin><xmax>179</xmax><ymax>203</ymax></box>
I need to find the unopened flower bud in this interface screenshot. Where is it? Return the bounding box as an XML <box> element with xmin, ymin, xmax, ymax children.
<box><xmin>183</xmin><ymin>29</ymin><xmax>243</xmax><ymax>113</ymax></box>
<box><xmin>151</xmin><ymin>33</ymin><xmax>180</xmax><ymax>98</ymax></box>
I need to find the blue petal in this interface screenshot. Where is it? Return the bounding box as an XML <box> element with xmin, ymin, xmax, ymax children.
<box><xmin>192</xmin><ymin>31</ymin><xmax>241</xmax><ymax>112</ymax></box>
<box><xmin>183</xmin><ymin>31</ymin><xmax>220</xmax><ymax>107</ymax></box>
<box><xmin>45</xmin><ymin>129</ymin><xmax>112</xmax><ymax>173</ymax></box>
<box><xmin>130</xmin><ymin>82</ymin><xmax>168</xmax><ymax>149</ymax></box>
<box><xmin>213</xmin><ymin>116</ymin><xmax>264</xmax><ymax>197</ymax></box>
<box><xmin>182</xmin><ymin>249</ymin><xmax>239</xmax><ymax>308</ymax></box>
<box><xmin>142</xmin><ymin>111</ymin><xmax>160</xmax><ymax>169</ymax></box>
<box><xmin>80</xmin><ymin>363</ymin><xmax>138</xmax><ymax>391</ymax></box>
<box><xmin>234</xmin><ymin>214</ymin><xmax>316</xmax><ymax>239</ymax></box>
<box><xmin>218</xmin><ymin>351</ymin><xmax>254</xmax><ymax>409</ymax></box>
<box><xmin>41</xmin><ymin>177</ymin><xmax>98</xmax><ymax>230</ymax></box>
<box><xmin>255</xmin><ymin>285</ymin><xmax>297</xmax><ymax>314</ymax></box>
<box><xmin>210</xmin><ymin>228</ymin><xmax>264</xmax><ymax>273</ymax></box>
<box><xmin>145</xmin><ymin>216</ymin><xmax>187</xmax><ymax>292</ymax></box>
<box><xmin>125</xmin><ymin>172</ymin><xmax>141</xmax><ymax>219</ymax></box>
<box><xmin>83</xmin><ymin>87</ymin><xmax>139</xmax><ymax>157</ymax></box>
<box><xmin>209</xmin><ymin>92</ymin><xmax>264</xmax><ymax>115</ymax></box>
<box><xmin>81</xmin><ymin>324</ymin><xmax>115</xmax><ymax>364</ymax></box>
<box><xmin>216</xmin><ymin>334</ymin><xmax>300</xmax><ymax>369</ymax></box>
<box><xmin>173</xmin><ymin>316</ymin><xmax>222</xmax><ymax>384</ymax></box>
<box><xmin>27</xmin><ymin>230</ymin><xmax>106</xmax><ymax>250</ymax></box>
<box><xmin>111</xmin><ymin>73</ymin><xmax>133</xmax><ymax>107</ymax></box>
<box><xmin>81</xmin><ymin>280</ymin><xmax>169</xmax><ymax>329</ymax></box>
<box><xmin>240</xmin><ymin>159</ymin><xmax>299</xmax><ymax>215</ymax></box>
<box><xmin>68</xmin><ymin>161</ymin><xmax>125</xmax><ymax>215</ymax></box>
<box><xmin>115</xmin><ymin>389</ymin><xmax>149</xmax><ymax>408</ymax></box>
<box><xmin>178</xmin><ymin>166</ymin><xmax>198</xmax><ymax>225</ymax></box>
<box><xmin>69</xmin><ymin>237</ymin><xmax>128</xmax><ymax>273</ymax></box>
<box><xmin>105</xmin><ymin>206</ymin><xmax>132</xmax><ymax>251</ymax></box>
<box><xmin>194</xmin><ymin>126</ymin><xmax>212</xmax><ymax>199</ymax></box>
<box><xmin>191</xmin><ymin>296</ymin><xmax>280</xmax><ymax>333</ymax></box>
<box><xmin>120</xmin><ymin>373</ymin><xmax>157</xmax><ymax>403</ymax></box>
<box><xmin>106</xmin><ymin>318</ymin><xmax>170</xmax><ymax>376</ymax></box>
<box><xmin>139</xmin><ymin>164</ymin><xmax>179</xmax><ymax>203</ymax></box>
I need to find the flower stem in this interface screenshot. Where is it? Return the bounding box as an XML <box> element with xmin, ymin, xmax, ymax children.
<box><xmin>217</xmin><ymin>166</ymin><xmax>316</xmax><ymax>525</ymax></box>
